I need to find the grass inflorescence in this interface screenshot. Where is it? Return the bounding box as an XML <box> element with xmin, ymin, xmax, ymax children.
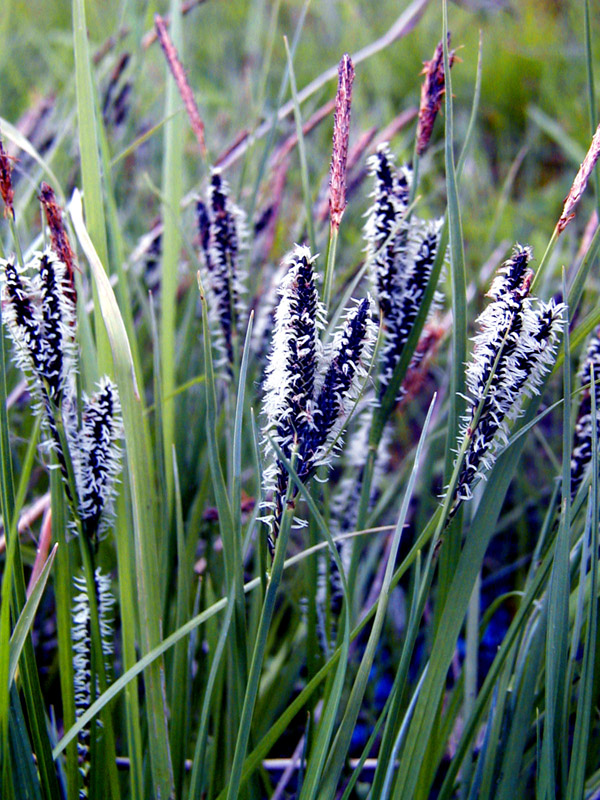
<box><xmin>2</xmin><ymin>2</ymin><xmax>600</xmax><ymax>799</ymax></box>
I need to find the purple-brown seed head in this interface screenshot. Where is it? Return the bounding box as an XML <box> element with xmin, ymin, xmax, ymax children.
<box><xmin>329</xmin><ymin>54</ymin><xmax>355</xmax><ymax>230</ymax></box>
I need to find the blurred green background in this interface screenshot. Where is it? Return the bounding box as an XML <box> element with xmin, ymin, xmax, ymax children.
<box><xmin>0</xmin><ymin>0</ymin><xmax>597</xmax><ymax>289</ymax></box>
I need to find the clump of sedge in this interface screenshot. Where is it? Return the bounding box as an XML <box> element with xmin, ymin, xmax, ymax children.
<box><xmin>261</xmin><ymin>245</ymin><xmax>375</xmax><ymax>552</ymax></box>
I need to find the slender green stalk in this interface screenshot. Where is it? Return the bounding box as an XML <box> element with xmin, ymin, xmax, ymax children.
<box><xmin>160</xmin><ymin>0</ymin><xmax>184</xmax><ymax>516</ymax></box>
<box><xmin>225</xmin><ymin>502</ymin><xmax>295</xmax><ymax>800</ymax></box>
<box><xmin>322</xmin><ymin>224</ymin><xmax>338</xmax><ymax>312</ymax></box>
<box><xmin>283</xmin><ymin>35</ymin><xmax>316</xmax><ymax>255</ymax></box>
<box><xmin>0</xmin><ymin>293</ymin><xmax>60</xmax><ymax>800</ymax></box>
<box><xmin>72</xmin><ymin>0</ymin><xmax>110</xmax><ymax>380</ymax></box>
<box><xmin>317</xmin><ymin>396</ymin><xmax>436</xmax><ymax>798</ymax></box>
<box><xmin>566</xmin><ymin>370</ymin><xmax>599</xmax><ymax>798</ymax></box>
<box><xmin>51</xmin><ymin>466</ymin><xmax>79</xmax><ymax>800</ymax></box>
<box><xmin>540</xmin><ymin>280</ymin><xmax>572</xmax><ymax>799</ymax></box>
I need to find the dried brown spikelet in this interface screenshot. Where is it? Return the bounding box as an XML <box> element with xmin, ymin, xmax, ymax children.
<box><xmin>557</xmin><ymin>120</ymin><xmax>600</xmax><ymax>233</ymax></box>
<box><xmin>39</xmin><ymin>182</ymin><xmax>77</xmax><ymax>310</ymax></box>
<box><xmin>154</xmin><ymin>14</ymin><xmax>207</xmax><ymax>158</ymax></box>
<box><xmin>0</xmin><ymin>139</ymin><xmax>15</xmax><ymax>220</ymax></box>
<box><xmin>416</xmin><ymin>35</ymin><xmax>456</xmax><ymax>157</ymax></box>
<box><xmin>329</xmin><ymin>54</ymin><xmax>355</xmax><ymax>230</ymax></box>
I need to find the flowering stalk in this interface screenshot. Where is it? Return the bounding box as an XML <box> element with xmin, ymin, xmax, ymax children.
<box><xmin>261</xmin><ymin>245</ymin><xmax>374</xmax><ymax>552</ymax></box>
<box><xmin>533</xmin><ymin>119</ymin><xmax>600</xmax><ymax>294</ymax></box>
<box><xmin>0</xmin><ymin>248</ymin><xmax>122</xmax><ymax>542</ymax></box>
<box><xmin>451</xmin><ymin>244</ymin><xmax>563</xmax><ymax>513</ymax></box>
<box><xmin>323</xmin><ymin>147</ymin><xmax>444</xmax><ymax>610</ymax></box>
<box><xmin>197</xmin><ymin>169</ymin><xmax>247</xmax><ymax>368</ymax></box>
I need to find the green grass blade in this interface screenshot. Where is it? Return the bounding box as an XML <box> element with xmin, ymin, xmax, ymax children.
<box><xmin>55</xmin><ymin>521</ymin><xmax>427</xmax><ymax>781</ymax></box>
<box><xmin>566</xmin><ymin>367</ymin><xmax>599</xmax><ymax>799</ymax></box>
<box><xmin>72</xmin><ymin>0</ymin><xmax>111</xmax><ymax>378</ymax></box>
<box><xmin>0</xmin><ymin>303</ymin><xmax>60</xmax><ymax>800</ymax></box>
<box><xmin>527</xmin><ymin>106</ymin><xmax>585</xmax><ymax>166</ymax></box>
<box><xmin>380</xmin><ymin>664</ymin><xmax>429</xmax><ymax>800</ymax></box>
<box><xmin>69</xmin><ymin>190</ymin><xmax>174</xmax><ymax>799</ymax></box>
<box><xmin>540</xmin><ymin>283</ymin><xmax>571</xmax><ymax>799</ymax></box>
<box><xmin>393</xmin><ymin>392</ymin><xmax>547</xmax><ymax>798</ymax></box>
<box><xmin>51</xmin><ymin>465</ymin><xmax>79</xmax><ymax>800</ymax></box>
<box><xmin>436</xmin><ymin>509</ymin><xmax>561</xmax><ymax>799</ymax></box>
<box><xmin>370</xmin><ymin>552</ymin><xmax>426</xmax><ymax>796</ymax></box>
<box><xmin>8</xmin><ymin>544</ymin><xmax>57</xmax><ymax>686</ymax></box>
<box><xmin>188</xmin><ymin>577</ymin><xmax>237</xmax><ymax>799</ymax></box>
<box><xmin>9</xmin><ymin>686</ymin><xmax>42</xmax><ymax>800</ymax></box>
<box><xmin>262</xmin><ymin>441</ymin><xmax>352</xmax><ymax>800</ymax></box>
<box><xmin>113</xmin><ymin>484</ymin><xmax>144</xmax><ymax>800</ymax></box>
<box><xmin>0</xmin><ymin>117</ymin><xmax>65</xmax><ymax>201</ymax></box>
<box><xmin>318</xmin><ymin>395</ymin><xmax>437</xmax><ymax>798</ymax></box>
<box><xmin>495</xmin><ymin>607</ymin><xmax>548</xmax><ymax>800</ymax></box>
<box><xmin>170</xmin><ymin>452</ymin><xmax>192</xmax><ymax>798</ymax></box>
<box><xmin>160</xmin><ymin>0</ymin><xmax>185</xmax><ymax>513</ymax></box>
<box><xmin>456</xmin><ymin>31</ymin><xmax>483</xmax><ymax>180</ymax></box>
<box><xmin>442</xmin><ymin>0</ymin><xmax>467</xmax><ymax>475</ymax></box>
<box><xmin>225</xmin><ymin>503</ymin><xmax>296</xmax><ymax>800</ymax></box>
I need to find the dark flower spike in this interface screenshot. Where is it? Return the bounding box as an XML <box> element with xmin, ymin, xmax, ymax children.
<box><xmin>1</xmin><ymin>256</ymin><xmax>45</xmax><ymax>382</ymax></box>
<box><xmin>261</xmin><ymin>247</ymin><xmax>374</xmax><ymax>552</ymax></box>
<box><xmin>76</xmin><ymin>377</ymin><xmax>123</xmax><ymax>542</ymax></box>
<box><xmin>262</xmin><ymin>246</ymin><xmax>326</xmax><ymax>548</ymax></box>
<box><xmin>0</xmin><ymin>250</ymin><xmax>79</xmax><ymax>501</ymax></box>
<box><xmin>453</xmin><ymin>245</ymin><xmax>564</xmax><ymax>507</ymax></box>
<box><xmin>379</xmin><ymin>217</ymin><xmax>442</xmax><ymax>396</ymax></box>
<box><xmin>1</xmin><ymin>249</ymin><xmax>76</xmax><ymax>407</ymax></box>
<box><xmin>570</xmin><ymin>329</ymin><xmax>600</xmax><ymax>499</ymax></box>
<box><xmin>196</xmin><ymin>168</ymin><xmax>247</xmax><ymax>367</ymax></box>
<box><xmin>72</xmin><ymin>567</ymin><xmax>114</xmax><ymax>799</ymax></box>
<box><xmin>364</xmin><ymin>144</ymin><xmax>412</xmax><ymax>319</ymax></box>
<box><xmin>263</xmin><ymin>246</ymin><xmax>325</xmax><ymax>447</ymax></box>
<box><xmin>37</xmin><ymin>250</ymin><xmax>77</xmax><ymax>405</ymax></box>
<box><xmin>303</xmin><ymin>296</ymin><xmax>375</xmax><ymax>476</ymax></box>
<box><xmin>416</xmin><ymin>34</ymin><xmax>456</xmax><ymax>157</ymax></box>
